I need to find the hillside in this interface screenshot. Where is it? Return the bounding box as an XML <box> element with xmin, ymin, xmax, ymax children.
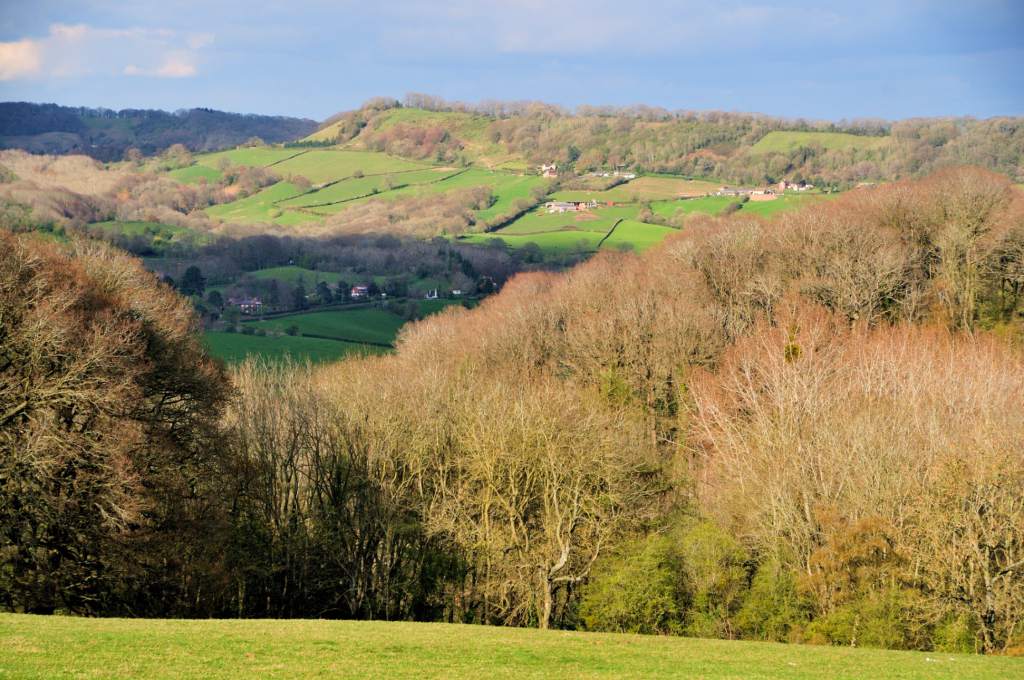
<box><xmin>306</xmin><ymin>99</ymin><xmax>1024</xmax><ymax>189</ymax></box>
<box><xmin>1</xmin><ymin>615</ymin><xmax>1018</xmax><ymax>680</ymax></box>
<box><xmin>0</xmin><ymin>102</ymin><xmax>317</xmax><ymax>160</ymax></box>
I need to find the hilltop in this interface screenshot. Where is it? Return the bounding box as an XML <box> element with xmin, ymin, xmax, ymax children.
<box><xmin>0</xmin><ymin>102</ymin><xmax>318</xmax><ymax>160</ymax></box>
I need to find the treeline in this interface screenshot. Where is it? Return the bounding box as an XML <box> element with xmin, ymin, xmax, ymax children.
<box><xmin>342</xmin><ymin>95</ymin><xmax>1024</xmax><ymax>189</ymax></box>
<box><xmin>2</xmin><ymin>168</ymin><xmax>1024</xmax><ymax>655</ymax></box>
<box><xmin>0</xmin><ymin>102</ymin><xmax>317</xmax><ymax>160</ymax></box>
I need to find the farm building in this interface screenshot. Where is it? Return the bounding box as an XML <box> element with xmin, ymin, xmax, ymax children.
<box><xmin>541</xmin><ymin>163</ymin><xmax>558</xmax><ymax>178</ymax></box>
<box><xmin>350</xmin><ymin>285</ymin><xmax>369</xmax><ymax>298</ymax></box>
<box><xmin>544</xmin><ymin>201</ymin><xmax>587</xmax><ymax>213</ymax></box>
<box><xmin>227</xmin><ymin>297</ymin><xmax>263</xmax><ymax>314</ymax></box>
<box><xmin>719</xmin><ymin>187</ymin><xmax>755</xmax><ymax>196</ymax></box>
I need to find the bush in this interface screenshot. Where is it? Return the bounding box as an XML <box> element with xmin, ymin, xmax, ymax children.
<box><xmin>255</xmin><ymin>328</ymin><xmax>267</xmax><ymax>337</ymax></box>
<box><xmin>224</xmin><ymin>322</ymin><xmax>236</xmax><ymax>333</ymax></box>
<box><xmin>285</xmin><ymin>324</ymin><xmax>299</xmax><ymax>336</ymax></box>
<box><xmin>580</xmin><ymin>534</ymin><xmax>683</xmax><ymax>635</ymax></box>
<box><xmin>240</xmin><ymin>324</ymin><xmax>255</xmax><ymax>335</ymax></box>
<box><xmin>736</xmin><ymin>559</ymin><xmax>811</xmax><ymax>642</ymax></box>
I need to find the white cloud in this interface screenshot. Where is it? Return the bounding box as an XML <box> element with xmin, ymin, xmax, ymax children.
<box><xmin>0</xmin><ymin>23</ymin><xmax>212</xmax><ymax>81</ymax></box>
<box><xmin>0</xmin><ymin>39</ymin><xmax>41</xmax><ymax>80</ymax></box>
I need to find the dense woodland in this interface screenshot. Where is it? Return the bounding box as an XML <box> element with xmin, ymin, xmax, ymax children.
<box><xmin>2</xmin><ymin>166</ymin><xmax>1023</xmax><ymax>655</ymax></box>
<box><xmin>0</xmin><ymin>102</ymin><xmax>317</xmax><ymax>160</ymax></box>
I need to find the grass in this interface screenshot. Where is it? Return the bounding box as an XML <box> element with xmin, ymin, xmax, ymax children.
<box><xmin>203</xmin><ymin>332</ymin><xmax>383</xmax><ymax>365</ymax></box>
<box><xmin>751</xmin><ymin>131</ymin><xmax>892</xmax><ymax>155</ymax></box>
<box><xmin>601</xmin><ymin>220</ymin><xmax>679</xmax><ymax>252</ymax></box>
<box><xmin>269</xmin><ymin>150</ymin><xmax>426</xmax><ymax>184</ymax></box>
<box><xmin>1</xmin><ymin>614</ymin><xmax>1020</xmax><ymax>680</ymax></box>
<box><xmin>552</xmin><ymin>177</ymin><xmax>720</xmax><ymax>203</ymax></box>
<box><xmin>253</xmin><ymin>310</ymin><xmax>405</xmax><ymax>345</ymax></box>
<box><xmin>279</xmin><ymin>168</ymin><xmax>461</xmax><ymax>208</ymax></box>
<box><xmin>166</xmin><ymin>165</ymin><xmax>223</xmax><ymax>184</ymax></box>
<box><xmin>649</xmin><ymin>193</ymin><xmax>834</xmax><ymax>220</ymax></box>
<box><xmin>461</xmin><ymin>229</ymin><xmax>606</xmax><ymax>253</ymax></box>
<box><xmin>193</xmin><ymin>148</ymin><xmax>305</xmax><ymax>169</ymax></box>
<box><xmin>205</xmin><ymin>183</ymin><xmax>305</xmax><ymax>223</ymax></box>
<box><xmin>245</xmin><ymin>266</ymin><xmax>342</xmax><ymax>286</ymax></box>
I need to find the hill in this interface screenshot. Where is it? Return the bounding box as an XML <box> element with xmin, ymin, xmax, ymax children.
<box><xmin>1</xmin><ymin>615</ymin><xmax>1018</xmax><ymax>680</ymax></box>
<box><xmin>0</xmin><ymin>102</ymin><xmax>318</xmax><ymax>160</ymax></box>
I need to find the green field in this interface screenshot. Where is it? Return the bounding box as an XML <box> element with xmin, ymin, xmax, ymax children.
<box><xmin>1</xmin><ymin>614</ymin><xmax>1019</xmax><ymax>680</ymax></box>
<box><xmin>270</xmin><ymin>150</ymin><xmax>427</xmax><ymax>184</ymax></box>
<box><xmin>461</xmin><ymin>228</ymin><xmax>606</xmax><ymax>253</ymax></box>
<box><xmin>751</xmin><ymin>131</ymin><xmax>892</xmax><ymax>154</ymax></box>
<box><xmin>650</xmin><ymin>193</ymin><xmax>832</xmax><ymax>219</ymax></box>
<box><xmin>245</xmin><ymin>265</ymin><xmax>343</xmax><ymax>286</ymax></box>
<box><xmin>166</xmin><ymin>165</ymin><xmax>223</xmax><ymax>184</ymax></box>
<box><xmin>205</xmin><ymin>182</ymin><xmax>305</xmax><ymax>223</ymax></box>
<box><xmin>203</xmin><ymin>332</ymin><xmax>383</xmax><ymax>364</ymax></box>
<box><xmin>279</xmin><ymin>168</ymin><xmax>461</xmax><ymax>208</ymax></box>
<box><xmin>601</xmin><ymin>220</ymin><xmax>679</xmax><ymax>252</ymax></box>
<box><xmin>250</xmin><ymin>310</ymin><xmax>405</xmax><ymax>345</ymax></box>
<box><xmin>194</xmin><ymin>148</ymin><xmax>305</xmax><ymax>169</ymax></box>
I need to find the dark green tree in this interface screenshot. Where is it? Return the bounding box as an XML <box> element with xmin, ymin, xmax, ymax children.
<box><xmin>178</xmin><ymin>266</ymin><xmax>206</xmax><ymax>297</ymax></box>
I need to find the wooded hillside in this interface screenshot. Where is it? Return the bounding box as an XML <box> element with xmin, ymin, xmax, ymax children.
<box><xmin>3</xmin><ymin>167</ymin><xmax>1022</xmax><ymax>655</ymax></box>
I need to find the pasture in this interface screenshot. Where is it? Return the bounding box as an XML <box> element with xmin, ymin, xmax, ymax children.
<box><xmin>246</xmin><ymin>265</ymin><xmax>342</xmax><ymax>286</ymax></box>
<box><xmin>1</xmin><ymin>614</ymin><xmax>1019</xmax><ymax>680</ymax></box>
<box><xmin>193</xmin><ymin>148</ymin><xmax>304</xmax><ymax>169</ymax></box>
<box><xmin>269</xmin><ymin>150</ymin><xmax>426</xmax><ymax>184</ymax></box>
<box><xmin>751</xmin><ymin>131</ymin><xmax>892</xmax><ymax>154</ymax></box>
<box><xmin>601</xmin><ymin>220</ymin><xmax>679</xmax><ymax>252</ymax></box>
<box><xmin>461</xmin><ymin>228</ymin><xmax>606</xmax><ymax>253</ymax></box>
<box><xmin>248</xmin><ymin>310</ymin><xmax>405</xmax><ymax>346</ymax></box>
<box><xmin>205</xmin><ymin>182</ymin><xmax>305</xmax><ymax>223</ymax></box>
<box><xmin>203</xmin><ymin>332</ymin><xmax>383</xmax><ymax>365</ymax></box>
<box><xmin>279</xmin><ymin>168</ymin><xmax>462</xmax><ymax>208</ymax></box>
<box><xmin>167</xmin><ymin>165</ymin><xmax>223</xmax><ymax>184</ymax></box>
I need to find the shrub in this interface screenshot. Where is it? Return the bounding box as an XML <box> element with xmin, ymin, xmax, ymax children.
<box><xmin>240</xmin><ymin>324</ymin><xmax>255</xmax><ymax>335</ymax></box>
<box><xmin>580</xmin><ymin>534</ymin><xmax>683</xmax><ymax>635</ymax></box>
<box><xmin>285</xmin><ymin>324</ymin><xmax>299</xmax><ymax>336</ymax></box>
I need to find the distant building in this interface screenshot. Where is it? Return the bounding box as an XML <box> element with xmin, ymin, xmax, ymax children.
<box><xmin>541</xmin><ymin>163</ymin><xmax>558</xmax><ymax>178</ymax></box>
<box><xmin>227</xmin><ymin>297</ymin><xmax>263</xmax><ymax>314</ymax></box>
<box><xmin>350</xmin><ymin>285</ymin><xmax>369</xmax><ymax>298</ymax></box>
<box><xmin>719</xmin><ymin>187</ymin><xmax>755</xmax><ymax>197</ymax></box>
<box><xmin>544</xmin><ymin>201</ymin><xmax>587</xmax><ymax>213</ymax></box>
<box><xmin>425</xmin><ymin>289</ymin><xmax>439</xmax><ymax>300</ymax></box>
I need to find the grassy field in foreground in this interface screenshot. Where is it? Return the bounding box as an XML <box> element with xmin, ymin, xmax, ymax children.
<box><xmin>203</xmin><ymin>332</ymin><xmax>384</xmax><ymax>364</ymax></box>
<box><xmin>1</xmin><ymin>615</ymin><xmax>1019</xmax><ymax>680</ymax></box>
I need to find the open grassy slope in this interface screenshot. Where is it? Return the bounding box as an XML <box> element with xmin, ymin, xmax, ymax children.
<box><xmin>601</xmin><ymin>220</ymin><xmax>678</xmax><ymax>252</ymax></box>
<box><xmin>194</xmin><ymin>148</ymin><xmax>304</xmax><ymax>169</ymax></box>
<box><xmin>1</xmin><ymin>614</ymin><xmax>1018</xmax><ymax>680</ymax></box>
<box><xmin>205</xmin><ymin>182</ymin><xmax>306</xmax><ymax>223</ymax></box>
<box><xmin>751</xmin><ymin>131</ymin><xmax>892</xmax><ymax>154</ymax></box>
<box><xmin>269</xmin><ymin>150</ymin><xmax>426</xmax><ymax>183</ymax></box>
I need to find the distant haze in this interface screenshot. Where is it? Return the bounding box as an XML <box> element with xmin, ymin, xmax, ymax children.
<box><xmin>1</xmin><ymin>1</ymin><xmax>1022</xmax><ymax>121</ymax></box>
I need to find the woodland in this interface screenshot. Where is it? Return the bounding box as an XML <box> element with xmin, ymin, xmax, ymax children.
<box><xmin>2</xmin><ymin>165</ymin><xmax>1023</xmax><ymax>656</ymax></box>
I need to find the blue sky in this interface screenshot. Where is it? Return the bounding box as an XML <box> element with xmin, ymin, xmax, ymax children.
<box><xmin>1</xmin><ymin>1</ymin><xmax>1022</xmax><ymax>122</ymax></box>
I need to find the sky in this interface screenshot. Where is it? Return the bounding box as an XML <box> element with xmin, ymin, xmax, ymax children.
<box><xmin>1</xmin><ymin>1</ymin><xmax>1022</xmax><ymax>123</ymax></box>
